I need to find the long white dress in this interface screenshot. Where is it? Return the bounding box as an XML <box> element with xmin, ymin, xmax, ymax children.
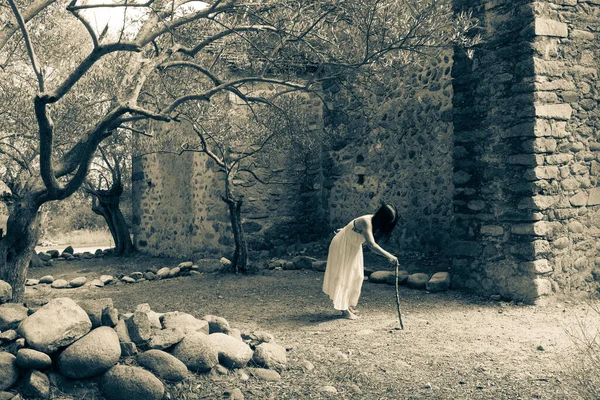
<box><xmin>322</xmin><ymin>218</ymin><xmax>366</xmax><ymax>310</ymax></box>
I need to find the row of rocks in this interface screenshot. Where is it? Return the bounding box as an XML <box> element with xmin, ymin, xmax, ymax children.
<box><xmin>32</xmin><ymin>246</ymin><xmax>111</xmax><ymax>268</ymax></box>
<box><xmin>367</xmin><ymin>270</ymin><xmax>451</xmax><ymax>292</ymax></box>
<box><xmin>0</xmin><ymin>281</ymin><xmax>287</xmax><ymax>400</ymax></box>
<box><xmin>25</xmin><ymin>261</ymin><xmax>205</xmax><ymax>290</ymax></box>
<box><xmin>267</xmin><ymin>255</ymin><xmax>452</xmax><ymax>292</ymax></box>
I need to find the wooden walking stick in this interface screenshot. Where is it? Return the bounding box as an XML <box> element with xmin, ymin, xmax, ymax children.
<box><xmin>394</xmin><ymin>260</ymin><xmax>404</xmax><ymax>330</ymax></box>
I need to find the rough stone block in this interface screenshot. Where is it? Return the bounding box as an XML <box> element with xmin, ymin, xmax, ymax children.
<box><xmin>511</xmin><ymin>222</ymin><xmax>550</xmax><ymax>236</ymax></box>
<box><xmin>534</xmin><ymin>120</ymin><xmax>568</xmax><ymax>138</ymax></box>
<box><xmin>507</xmin><ymin>154</ymin><xmax>543</xmax><ymax>166</ymax></box>
<box><xmin>480</xmin><ymin>225</ymin><xmax>504</xmax><ymax>236</ymax></box>
<box><xmin>426</xmin><ymin>272</ymin><xmax>451</xmax><ymax>292</ymax></box>
<box><xmin>534</xmin><ymin>278</ymin><xmax>553</xmax><ymax>297</ymax></box>
<box><xmin>571</xmin><ymin>29</ymin><xmax>595</xmax><ymax>40</ymax></box>
<box><xmin>587</xmin><ymin>187</ymin><xmax>600</xmax><ymax>206</ymax></box>
<box><xmin>519</xmin><ymin>259</ymin><xmax>552</xmax><ymax>274</ymax></box>
<box><xmin>569</xmin><ymin>191</ymin><xmax>588</xmax><ymax>207</ymax></box>
<box><xmin>524</xmin><ymin>166</ymin><xmax>559</xmax><ymax>181</ymax></box>
<box><xmin>553</xmin><ymin>237</ymin><xmax>570</xmax><ymax>249</ymax></box>
<box><xmin>522</xmin><ymin>138</ymin><xmax>557</xmax><ymax>153</ymax></box>
<box><xmin>535</xmin><ymin>104</ymin><xmax>572</xmax><ymax>120</ymax></box>
<box><xmin>534</xmin><ymin>18</ymin><xmax>568</xmax><ymax>38</ymax></box>
<box><xmin>518</xmin><ymin>196</ymin><xmax>557</xmax><ymax>210</ymax></box>
<box><xmin>546</xmin><ymin>154</ymin><xmax>573</xmax><ymax>165</ymax></box>
<box><xmin>533</xmin><ymin>58</ymin><xmax>565</xmax><ymax>77</ymax></box>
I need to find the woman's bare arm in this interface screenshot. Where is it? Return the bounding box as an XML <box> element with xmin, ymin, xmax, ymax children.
<box><xmin>356</xmin><ymin>216</ymin><xmax>398</xmax><ymax>264</ymax></box>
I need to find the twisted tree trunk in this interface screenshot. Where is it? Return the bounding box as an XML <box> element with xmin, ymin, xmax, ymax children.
<box><xmin>89</xmin><ymin>184</ymin><xmax>134</xmax><ymax>256</ymax></box>
<box><xmin>0</xmin><ymin>196</ymin><xmax>41</xmax><ymax>301</ymax></box>
<box><xmin>226</xmin><ymin>197</ymin><xmax>248</xmax><ymax>274</ymax></box>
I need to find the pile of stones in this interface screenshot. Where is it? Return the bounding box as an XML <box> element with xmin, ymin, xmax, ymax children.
<box><xmin>0</xmin><ymin>281</ymin><xmax>287</xmax><ymax>400</ymax></box>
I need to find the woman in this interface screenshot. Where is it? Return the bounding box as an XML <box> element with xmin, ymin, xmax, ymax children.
<box><xmin>323</xmin><ymin>203</ymin><xmax>399</xmax><ymax>319</ymax></box>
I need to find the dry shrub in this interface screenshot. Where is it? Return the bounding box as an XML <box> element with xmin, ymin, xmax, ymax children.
<box><xmin>564</xmin><ymin>297</ymin><xmax>600</xmax><ymax>399</ymax></box>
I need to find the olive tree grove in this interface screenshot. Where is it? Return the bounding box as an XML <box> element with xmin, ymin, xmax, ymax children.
<box><xmin>0</xmin><ymin>0</ymin><xmax>478</xmax><ymax>300</ymax></box>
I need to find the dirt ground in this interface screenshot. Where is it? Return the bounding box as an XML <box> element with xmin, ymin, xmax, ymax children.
<box><xmin>24</xmin><ymin>253</ymin><xmax>599</xmax><ymax>400</ymax></box>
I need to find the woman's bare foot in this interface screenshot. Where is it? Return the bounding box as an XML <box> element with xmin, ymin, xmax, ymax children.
<box><xmin>349</xmin><ymin>306</ymin><xmax>359</xmax><ymax>315</ymax></box>
<box><xmin>341</xmin><ymin>309</ymin><xmax>359</xmax><ymax>320</ymax></box>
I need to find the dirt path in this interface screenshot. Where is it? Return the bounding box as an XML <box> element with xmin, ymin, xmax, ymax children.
<box><xmin>25</xmin><ymin>256</ymin><xmax>596</xmax><ymax>399</ymax></box>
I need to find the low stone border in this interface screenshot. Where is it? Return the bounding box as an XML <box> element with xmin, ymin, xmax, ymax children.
<box><xmin>0</xmin><ymin>280</ymin><xmax>288</xmax><ymax>400</ymax></box>
<box><xmin>28</xmin><ymin>253</ymin><xmax>451</xmax><ymax>294</ymax></box>
<box><xmin>25</xmin><ymin>261</ymin><xmax>206</xmax><ymax>290</ymax></box>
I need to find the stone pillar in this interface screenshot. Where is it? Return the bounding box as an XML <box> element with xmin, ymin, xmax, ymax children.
<box><xmin>451</xmin><ymin>0</ymin><xmax>545</xmax><ymax>303</ymax></box>
<box><xmin>451</xmin><ymin>0</ymin><xmax>600</xmax><ymax>302</ymax></box>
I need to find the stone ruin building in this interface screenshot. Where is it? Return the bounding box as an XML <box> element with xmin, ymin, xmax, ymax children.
<box><xmin>132</xmin><ymin>0</ymin><xmax>600</xmax><ymax>303</ymax></box>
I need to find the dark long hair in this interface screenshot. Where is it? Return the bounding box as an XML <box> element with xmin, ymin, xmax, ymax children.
<box><xmin>371</xmin><ymin>203</ymin><xmax>398</xmax><ymax>242</ymax></box>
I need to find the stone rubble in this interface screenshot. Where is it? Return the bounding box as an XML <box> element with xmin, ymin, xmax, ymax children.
<box><xmin>0</xmin><ymin>278</ymin><xmax>291</xmax><ymax>400</ymax></box>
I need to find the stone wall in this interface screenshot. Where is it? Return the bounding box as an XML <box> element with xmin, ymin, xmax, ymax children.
<box><xmin>529</xmin><ymin>0</ymin><xmax>600</xmax><ymax>295</ymax></box>
<box><xmin>133</xmin><ymin>0</ymin><xmax>600</xmax><ymax>302</ymax></box>
<box><xmin>132</xmin><ymin>98</ymin><xmax>327</xmax><ymax>259</ymax></box>
<box><xmin>451</xmin><ymin>0</ymin><xmax>600</xmax><ymax>302</ymax></box>
<box><xmin>323</xmin><ymin>53</ymin><xmax>455</xmax><ymax>252</ymax></box>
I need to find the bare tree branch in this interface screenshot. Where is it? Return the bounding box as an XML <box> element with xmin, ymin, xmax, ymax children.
<box><xmin>7</xmin><ymin>0</ymin><xmax>45</xmax><ymax>92</ymax></box>
<box><xmin>0</xmin><ymin>0</ymin><xmax>58</xmax><ymax>52</ymax></box>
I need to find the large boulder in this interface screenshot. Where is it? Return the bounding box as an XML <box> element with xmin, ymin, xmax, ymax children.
<box><xmin>38</xmin><ymin>252</ymin><xmax>52</xmax><ymax>262</ymax></box>
<box><xmin>252</xmin><ymin>342</ymin><xmax>287</xmax><ymax>371</ymax></box>
<box><xmin>147</xmin><ymin>328</ymin><xmax>185</xmax><ymax>350</ymax></box>
<box><xmin>0</xmin><ymin>352</ymin><xmax>18</xmax><ymax>391</ymax></box>
<box><xmin>171</xmin><ymin>332</ymin><xmax>218</xmax><ymax>372</ymax></box>
<box><xmin>0</xmin><ymin>280</ymin><xmax>11</xmax><ymax>304</ymax></box>
<box><xmin>426</xmin><ymin>272</ymin><xmax>451</xmax><ymax>292</ymax></box>
<box><xmin>18</xmin><ymin>297</ymin><xmax>92</xmax><ymax>353</ymax></box>
<box><xmin>137</xmin><ymin>350</ymin><xmax>188</xmax><ymax>382</ymax></box>
<box><xmin>248</xmin><ymin>367</ymin><xmax>281</xmax><ymax>382</ymax></box>
<box><xmin>20</xmin><ymin>370</ymin><xmax>50</xmax><ymax>399</ymax></box>
<box><xmin>58</xmin><ymin>326</ymin><xmax>121</xmax><ymax>379</ymax></box>
<box><xmin>69</xmin><ymin>277</ymin><xmax>87</xmax><ymax>288</ymax></box>
<box><xmin>0</xmin><ymin>303</ymin><xmax>28</xmax><ymax>330</ymax></box>
<box><xmin>207</xmin><ymin>333</ymin><xmax>253</xmax><ymax>368</ymax></box>
<box><xmin>114</xmin><ymin>319</ymin><xmax>131</xmax><ymax>343</ymax></box>
<box><xmin>386</xmin><ymin>270</ymin><xmax>409</xmax><ymax>286</ymax></box>
<box><xmin>39</xmin><ymin>275</ymin><xmax>54</xmax><ymax>284</ymax></box>
<box><xmin>16</xmin><ymin>348</ymin><xmax>52</xmax><ymax>370</ymax></box>
<box><xmin>406</xmin><ymin>273</ymin><xmax>429</xmax><ymax>290</ymax></box>
<box><xmin>289</xmin><ymin>256</ymin><xmax>316</xmax><ymax>270</ymax></box>
<box><xmin>47</xmin><ymin>250</ymin><xmax>60</xmax><ymax>258</ymax></box>
<box><xmin>51</xmin><ymin>279</ymin><xmax>69</xmax><ymax>289</ymax></box>
<box><xmin>203</xmin><ymin>315</ymin><xmax>230</xmax><ymax>334</ymax></box>
<box><xmin>135</xmin><ymin>304</ymin><xmax>162</xmax><ymax>329</ymax></box>
<box><xmin>312</xmin><ymin>260</ymin><xmax>327</xmax><ymax>272</ymax></box>
<box><xmin>125</xmin><ymin>311</ymin><xmax>152</xmax><ymax>346</ymax></box>
<box><xmin>62</xmin><ymin>246</ymin><xmax>74</xmax><ymax>255</ymax></box>
<box><xmin>77</xmin><ymin>298</ymin><xmax>114</xmax><ymax>328</ymax></box>
<box><xmin>156</xmin><ymin>267</ymin><xmax>170</xmax><ymax>279</ymax></box>
<box><xmin>161</xmin><ymin>311</ymin><xmax>209</xmax><ymax>335</ymax></box>
<box><xmin>99</xmin><ymin>365</ymin><xmax>164</xmax><ymax>400</ymax></box>
<box><xmin>369</xmin><ymin>271</ymin><xmax>394</xmax><ymax>284</ymax></box>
